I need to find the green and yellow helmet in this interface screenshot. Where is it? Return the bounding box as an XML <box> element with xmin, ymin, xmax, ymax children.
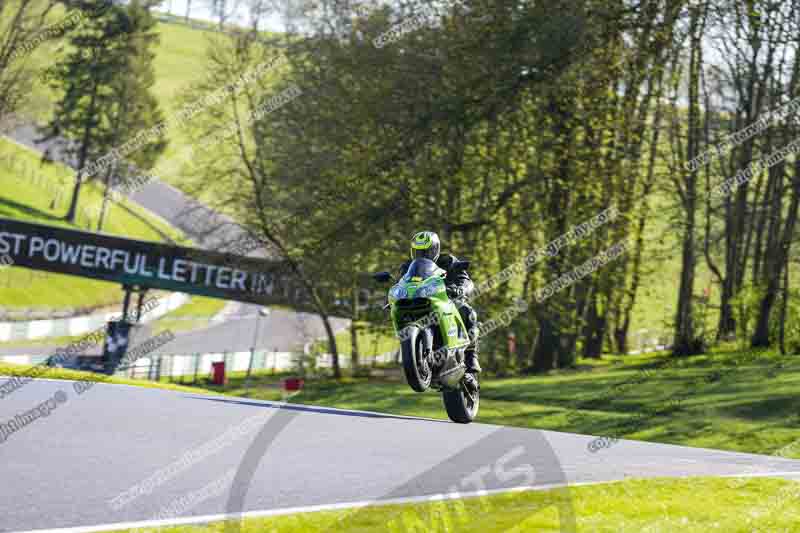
<box><xmin>410</xmin><ymin>231</ymin><xmax>441</xmax><ymax>262</ymax></box>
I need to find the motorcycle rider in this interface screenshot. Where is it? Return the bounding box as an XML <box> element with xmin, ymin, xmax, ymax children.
<box><xmin>398</xmin><ymin>231</ymin><xmax>481</xmax><ymax>374</ymax></box>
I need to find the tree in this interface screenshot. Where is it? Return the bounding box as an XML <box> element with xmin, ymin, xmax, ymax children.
<box><xmin>208</xmin><ymin>0</ymin><xmax>241</xmax><ymax>29</ymax></box>
<box><xmin>191</xmin><ymin>0</ymin><xmax>687</xmax><ymax>375</ymax></box>
<box><xmin>166</xmin><ymin>0</ymin><xmax>798</xmax><ymax>375</ymax></box>
<box><xmin>671</xmin><ymin>0</ymin><xmax>708</xmax><ymax>356</ymax></box>
<box><xmin>97</xmin><ymin>1</ymin><xmax>167</xmax><ymax>230</ymax></box>
<box><xmin>42</xmin><ymin>0</ymin><xmax>166</xmax><ymax>225</ymax></box>
<box><xmin>0</xmin><ymin>0</ymin><xmax>59</xmax><ymax>119</ymax></box>
<box><xmin>697</xmin><ymin>0</ymin><xmax>800</xmax><ymax>349</ymax></box>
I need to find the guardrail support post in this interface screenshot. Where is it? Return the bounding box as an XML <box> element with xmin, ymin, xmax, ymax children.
<box><xmin>121</xmin><ymin>285</ymin><xmax>132</xmax><ymax>322</ymax></box>
<box><xmin>135</xmin><ymin>289</ymin><xmax>148</xmax><ymax>322</ymax></box>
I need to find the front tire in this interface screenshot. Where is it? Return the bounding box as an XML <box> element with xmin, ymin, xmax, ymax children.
<box><xmin>400</xmin><ymin>326</ymin><xmax>432</xmax><ymax>392</ymax></box>
<box><xmin>442</xmin><ymin>376</ymin><xmax>479</xmax><ymax>423</ymax></box>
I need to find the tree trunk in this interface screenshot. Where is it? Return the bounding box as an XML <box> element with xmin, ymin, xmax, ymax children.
<box><xmin>67</xmin><ymin>78</ymin><xmax>100</xmax><ymax>223</ymax></box>
<box><xmin>218</xmin><ymin>0</ymin><xmax>226</xmax><ymax>30</ymax></box>
<box><xmin>65</xmin><ymin>174</ymin><xmax>83</xmax><ymax>224</ymax></box>
<box><xmin>673</xmin><ymin>3</ymin><xmax>704</xmax><ymax>357</ymax></box>
<box><xmin>614</xmin><ymin>314</ymin><xmax>629</xmax><ymax>355</ymax></box>
<box><xmin>779</xmin><ymin>257</ymin><xmax>789</xmax><ymax>356</ymax></box>
<box><xmin>717</xmin><ymin>280</ymin><xmax>736</xmax><ymax>341</ymax></box>
<box><xmin>751</xmin><ymin>171</ymin><xmax>800</xmax><ymax>347</ymax></box>
<box><xmin>559</xmin><ymin>332</ymin><xmax>578</xmax><ymax>368</ymax></box>
<box><xmin>674</xmin><ymin>216</ymin><xmax>698</xmax><ymax>355</ymax></box>
<box><xmin>617</xmin><ymin>73</ymin><xmax>665</xmax><ymax>356</ymax></box>
<box><xmin>751</xmin><ymin>288</ymin><xmax>776</xmax><ymax>348</ymax></box>
<box><xmin>97</xmin><ymin>160</ymin><xmax>116</xmax><ymax>231</ymax></box>
<box><xmin>583</xmin><ymin>292</ymin><xmax>605</xmax><ymax>358</ymax></box>
<box><xmin>532</xmin><ymin>315</ymin><xmax>558</xmax><ymax>372</ymax></box>
<box><xmin>318</xmin><ymin>309</ymin><xmax>341</xmax><ymax>378</ymax></box>
<box><xmin>350</xmin><ymin>284</ymin><xmax>360</xmax><ymax>371</ymax></box>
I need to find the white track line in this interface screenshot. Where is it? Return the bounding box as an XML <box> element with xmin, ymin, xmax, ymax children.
<box><xmin>10</xmin><ymin>481</ymin><xmax>603</xmax><ymax>533</ymax></box>
<box><xmin>13</xmin><ymin>473</ymin><xmax>800</xmax><ymax>533</ymax></box>
<box><xmin>719</xmin><ymin>471</ymin><xmax>800</xmax><ymax>479</ymax></box>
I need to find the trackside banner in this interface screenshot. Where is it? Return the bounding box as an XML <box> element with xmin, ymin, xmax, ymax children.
<box><xmin>0</xmin><ymin>217</ymin><xmax>311</xmax><ymax>306</ymax></box>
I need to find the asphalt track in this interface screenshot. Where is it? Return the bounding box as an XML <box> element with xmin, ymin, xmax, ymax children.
<box><xmin>1</xmin><ymin>379</ymin><xmax>799</xmax><ymax>532</ymax></box>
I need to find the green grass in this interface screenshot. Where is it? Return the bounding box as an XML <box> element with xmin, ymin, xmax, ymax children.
<box><xmin>158</xmin><ymin>367</ymin><xmax>290</xmax><ymax>393</ymax></box>
<box><xmin>147</xmin><ymin>20</ymin><xmax>227</xmax><ymax>183</ymax></box>
<box><xmin>181</xmin><ymin>348</ymin><xmax>800</xmax><ymax>458</ymax></box>
<box><xmin>150</xmin><ymin>21</ymin><xmax>217</xmax><ymax>114</ymax></box>
<box><xmin>0</xmin><ymin>290</ymin><xmax>201</xmax><ymax>346</ymax></box>
<box><xmin>17</xmin><ymin>14</ymin><xmax>218</xmax><ymax>189</ymax></box>
<box><xmin>0</xmin><ymin>333</ymin><xmax>96</xmax><ymax>349</ymax></box>
<box><xmin>149</xmin><ymin>295</ymin><xmax>228</xmax><ymax>334</ymax></box>
<box><xmin>22</xmin><ymin>14</ymin><xmax>213</xmax><ymax>124</ymax></box>
<box><xmin>316</xmin><ymin>324</ymin><xmax>397</xmax><ymax>360</ymax></box>
<box><xmin>3</xmin><ymin>328</ymin><xmax>798</xmax><ymax>460</ymax></box>
<box><xmin>17</xmin><ymin>10</ymin><xmax>287</xmax><ymax>201</ymax></box>
<box><xmin>0</xmin><ymin>138</ymin><xmax>184</xmax><ymax>311</ymax></box>
<box><xmin>0</xmin><ymin>361</ymin><xmax>210</xmax><ymax>395</ymax></box>
<box><xmin>109</xmin><ymin>477</ymin><xmax>800</xmax><ymax>532</ymax></box>
<box><xmin>37</xmin><ymin>347</ymin><xmax>777</xmax><ymax>458</ymax></box>
<box><xmin>41</xmin><ymin>346</ymin><xmax>800</xmax><ymax>460</ymax></box>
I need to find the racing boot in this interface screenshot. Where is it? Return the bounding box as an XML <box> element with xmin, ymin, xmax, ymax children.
<box><xmin>464</xmin><ymin>343</ymin><xmax>482</xmax><ymax>374</ymax></box>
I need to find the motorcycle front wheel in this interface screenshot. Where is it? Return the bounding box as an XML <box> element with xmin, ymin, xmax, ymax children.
<box><xmin>400</xmin><ymin>325</ymin><xmax>432</xmax><ymax>392</ymax></box>
<box><xmin>442</xmin><ymin>375</ymin><xmax>479</xmax><ymax>423</ymax></box>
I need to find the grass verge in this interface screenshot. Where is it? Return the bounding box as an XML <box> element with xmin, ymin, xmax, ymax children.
<box><xmin>0</xmin><ymin>362</ymin><xmax>211</xmax><ymax>395</ymax></box>
<box><xmin>181</xmin><ymin>348</ymin><xmax>800</xmax><ymax>458</ymax></box>
<box><xmin>4</xmin><ymin>347</ymin><xmax>799</xmax><ymax>459</ymax></box>
<box><xmin>108</xmin><ymin>477</ymin><xmax>800</xmax><ymax>532</ymax></box>
<box><xmin>149</xmin><ymin>296</ymin><xmax>229</xmax><ymax>334</ymax></box>
<box><xmin>0</xmin><ymin>139</ymin><xmax>184</xmax><ymax>311</ymax></box>
<box><xmin>315</xmin><ymin>323</ymin><xmax>397</xmax><ymax>360</ymax></box>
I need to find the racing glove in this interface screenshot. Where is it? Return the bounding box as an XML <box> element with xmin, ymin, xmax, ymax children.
<box><xmin>446</xmin><ymin>285</ymin><xmax>464</xmax><ymax>299</ymax></box>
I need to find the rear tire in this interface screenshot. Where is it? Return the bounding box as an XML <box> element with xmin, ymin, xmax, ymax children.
<box><xmin>442</xmin><ymin>377</ymin><xmax>479</xmax><ymax>423</ymax></box>
<box><xmin>400</xmin><ymin>326</ymin><xmax>432</xmax><ymax>392</ymax></box>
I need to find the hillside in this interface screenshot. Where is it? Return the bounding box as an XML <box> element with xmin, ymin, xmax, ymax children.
<box><xmin>0</xmin><ymin>138</ymin><xmax>182</xmax><ymax>312</ymax></box>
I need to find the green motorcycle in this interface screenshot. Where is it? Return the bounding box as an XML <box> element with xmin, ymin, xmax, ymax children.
<box><xmin>374</xmin><ymin>258</ymin><xmax>479</xmax><ymax>423</ymax></box>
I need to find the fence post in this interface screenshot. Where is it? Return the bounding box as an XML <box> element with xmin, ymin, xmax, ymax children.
<box><xmin>246</xmin><ymin>349</ymin><xmax>255</xmax><ymax>378</ymax></box>
<box><xmin>193</xmin><ymin>353</ymin><xmax>199</xmax><ymax>384</ymax></box>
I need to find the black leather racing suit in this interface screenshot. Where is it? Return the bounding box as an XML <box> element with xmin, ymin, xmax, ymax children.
<box><xmin>398</xmin><ymin>253</ymin><xmax>481</xmax><ymax>372</ymax></box>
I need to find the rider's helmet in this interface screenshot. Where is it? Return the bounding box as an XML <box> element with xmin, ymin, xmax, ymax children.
<box><xmin>410</xmin><ymin>231</ymin><xmax>440</xmax><ymax>262</ymax></box>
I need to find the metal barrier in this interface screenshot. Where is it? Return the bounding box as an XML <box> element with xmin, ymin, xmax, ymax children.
<box><xmin>110</xmin><ymin>351</ymin><xmax>298</xmax><ymax>384</ymax></box>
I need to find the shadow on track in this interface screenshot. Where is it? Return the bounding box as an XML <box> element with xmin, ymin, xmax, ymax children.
<box><xmin>184</xmin><ymin>395</ymin><xmax>452</xmax><ymax>422</ymax></box>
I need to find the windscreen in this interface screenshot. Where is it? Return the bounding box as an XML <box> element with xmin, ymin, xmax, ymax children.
<box><xmin>403</xmin><ymin>258</ymin><xmax>439</xmax><ymax>281</ymax></box>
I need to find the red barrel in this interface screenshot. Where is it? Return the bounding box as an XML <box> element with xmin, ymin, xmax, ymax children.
<box><xmin>284</xmin><ymin>377</ymin><xmax>304</xmax><ymax>392</ymax></box>
<box><xmin>211</xmin><ymin>361</ymin><xmax>226</xmax><ymax>385</ymax></box>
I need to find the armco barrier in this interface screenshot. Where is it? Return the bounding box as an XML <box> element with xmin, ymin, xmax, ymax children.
<box><xmin>0</xmin><ymin>348</ymin><xmax>399</xmax><ymax>380</ymax></box>
<box><xmin>0</xmin><ymin>293</ymin><xmax>189</xmax><ymax>342</ymax></box>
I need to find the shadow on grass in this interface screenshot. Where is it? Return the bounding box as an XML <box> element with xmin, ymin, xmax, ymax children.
<box><xmin>170</xmin><ymin>353</ymin><xmax>800</xmax><ymax>454</ymax></box>
<box><xmin>0</xmin><ymin>196</ymin><xmax>62</xmax><ymax>222</ymax></box>
<box><xmin>113</xmin><ymin>199</ymin><xmax>177</xmax><ymax>244</ymax></box>
<box><xmin>717</xmin><ymin>395</ymin><xmax>800</xmax><ymax>421</ymax></box>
